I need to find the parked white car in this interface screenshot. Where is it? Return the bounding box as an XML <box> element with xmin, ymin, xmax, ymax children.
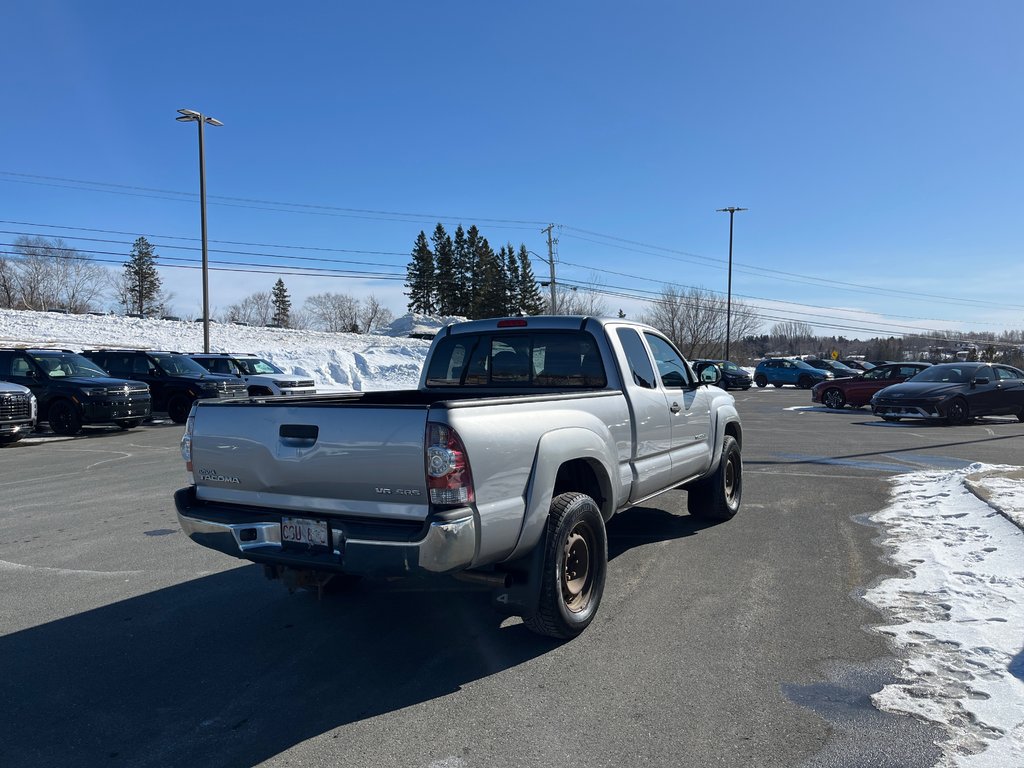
<box><xmin>189</xmin><ymin>353</ymin><xmax>316</xmax><ymax>397</ymax></box>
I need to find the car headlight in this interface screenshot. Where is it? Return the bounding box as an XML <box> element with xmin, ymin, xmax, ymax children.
<box><xmin>200</xmin><ymin>382</ymin><xmax>220</xmax><ymax>392</ymax></box>
<box><xmin>81</xmin><ymin>387</ymin><xmax>106</xmax><ymax>397</ymax></box>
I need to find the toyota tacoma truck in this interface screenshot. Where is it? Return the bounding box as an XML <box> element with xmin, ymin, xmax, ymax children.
<box><xmin>175</xmin><ymin>316</ymin><xmax>743</xmax><ymax>639</ymax></box>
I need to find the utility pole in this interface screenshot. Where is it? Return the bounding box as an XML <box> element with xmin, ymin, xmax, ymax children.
<box><xmin>716</xmin><ymin>207</ymin><xmax>747</xmax><ymax>361</ymax></box>
<box><xmin>542</xmin><ymin>224</ymin><xmax>557</xmax><ymax>314</ymax></box>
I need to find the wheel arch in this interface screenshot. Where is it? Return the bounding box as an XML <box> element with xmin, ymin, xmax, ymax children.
<box><xmin>506</xmin><ymin>427</ymin><xmax>619</xmax><ymax>561</ymax></box>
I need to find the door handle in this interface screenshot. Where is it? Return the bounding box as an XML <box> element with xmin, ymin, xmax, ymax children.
<box><xmin>670</xmin><ymin>402</ymin><xmax>681</xmax><ymax>413</ymax></box>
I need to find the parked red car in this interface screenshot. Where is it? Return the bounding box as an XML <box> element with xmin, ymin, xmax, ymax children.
<box><xmin>811</xmin><ymin>361</ymin><xmax>932</xmax><ymax>409</ymax></box>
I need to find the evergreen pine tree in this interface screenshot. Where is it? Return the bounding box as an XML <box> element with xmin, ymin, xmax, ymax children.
<box><xmin>465</xmin><ymin>226</ymin><xmax>482</xmax><ymax>317</ymax></box>
<box><xmin>271</xmin><ymin>278</ymin><xmax>291</xmax><ymax>327</ymax></box>
<box><xmin>451</xmin><ymin>225</ymin><xmax>470</xmax><ymax>316</ymax></box>
<box><xmin>431</xmin><ymin>223</ymin><xmax>456</xmax><ymax>316</ymax></box>
<box><xmin>405</xmin><ymin>231</ymin><xmax>435</xmax><ymax>314</ymax></box>
<box><xmin>517</xmin><ymin>245</ymin><xmax>546</xmax><ymax>315</ymax></box>
<box><xmin>504</xmin><ymin>243</ymin><xmax>521</xmax><ymax>315</ymax></box>
<box><xmin>123</xmin><ymin>236</ymin><xmax>162</xmax><ymax>317</ymax></box>
<box><xmin>473</xmin><ymin>238</ymin><xmax>506</xmax><ymax>319</ymax></box>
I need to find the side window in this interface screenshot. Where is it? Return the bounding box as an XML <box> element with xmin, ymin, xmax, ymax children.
<box><xmin>976</xmin><ymin>366</ymin><xmax>995</xmax><ymax>381</ymax></box>
<box><xmin>0</xmin><ymin>352</ymin><xmax>18</xmax><ymax>377</ymax></box>
<box><xmin>995</xmin><ymin>366</ymin><xmax>1021</xmax><ymax>381</ymax></box>
<box><xmin>616</xmin><ymin>328</ymin><xmax>656</xmax><ymax>389</ymax></box>
<box><xmin>643</xmin><ymin>333</ymin><xmax>690</xmax><ymax>389</ymax></box>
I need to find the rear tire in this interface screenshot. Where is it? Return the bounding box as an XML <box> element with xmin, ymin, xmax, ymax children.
<box><xmin>524</xmin><ymin>493</ymin><xmax>607</xmax><ymax>640</ymax></box>
<box><xmin>48</xmin><ymin>400</ymin><xmax>82</xmax><ymax>436</ymax></box>
<box><xmin>686</xmin><ymin>435</ymin><xmax>742</xmax><ymax>522</ymax></box>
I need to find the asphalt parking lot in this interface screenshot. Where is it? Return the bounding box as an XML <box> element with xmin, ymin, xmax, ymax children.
<box><xmin>2</xmin><ymin>389</ymin><xmax>1022</xmax><ymax>768</ymax></box>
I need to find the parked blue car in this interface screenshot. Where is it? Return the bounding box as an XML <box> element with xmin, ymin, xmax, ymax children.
<box><xmin>754</xmin><ymin>358</ymin><xmax>834</xmax><ymax>389</ymax></box>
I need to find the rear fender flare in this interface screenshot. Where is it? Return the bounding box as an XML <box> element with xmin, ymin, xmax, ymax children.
<box><xmin>506</xmin><ymin>427</ymin><xmax>618</xmax><ymax>562</ymax></box>
<box><xmin>704</xmin><ymin>403</ymin><xmax>742</xmax><ymax>479</ymax></box>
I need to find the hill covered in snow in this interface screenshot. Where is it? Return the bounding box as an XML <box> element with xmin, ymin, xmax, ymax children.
<box><xmin>0</xmin><ymin>308</ymin><xmax>433</xmax><ymax>391</ymax></box>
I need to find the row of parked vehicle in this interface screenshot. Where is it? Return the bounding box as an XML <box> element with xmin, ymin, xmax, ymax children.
<box><xmin>812</xmin><ymin>360</ymin><xmax>1024</xmax><ymax>425</ymax></box>
<box><xmin>0</xmin><ymin>348</ymin><xmax>317</xmax><ymax>445</ymax></box>
<box><xmin>716</xmin><ymin>354</ymin><xmax>1024</xmax><ymax>426</ymax></box>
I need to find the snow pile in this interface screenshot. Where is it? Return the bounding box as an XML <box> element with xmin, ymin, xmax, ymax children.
<box><xmin>0</xmin><ymin>308</ymin><xmax>431</xmax><ymax>392</ymax></box>
<box><xmin>383</xmin><ymin>312</ymin><xmax>467</xmax><ymax>339</ymax></box>
<box><xmin>865</xmin><ymin>464</ymin><xmax>1024</xmax><ymax>767</ymax></box>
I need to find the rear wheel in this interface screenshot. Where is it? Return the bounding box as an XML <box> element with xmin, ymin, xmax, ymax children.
<box><xmin>524</xmin><ymin>493</ymin><xmax>607</xmax><ymax>640</ymax></box>
<box><xmin>686</xmin><ymin>435</ymin><xmax>742</xmax><ymax>522</ymax></box>
<box><xmin>754</xmin><ymin>374</ymin><xmax>767</xmax><ymax>388</ymax></box>
<box><xmin>822</xmin><ymin>388</ymin><xmax>846</xmax><ymax>409</ymax></box>
<box><xmin>48</xmin><ymin>400</ymin><xmax>82</xmax><ymax>436</ymax></box>
<box><xmin>945</xmin><ymin>397</ymin><xmax>969</xmax><ymax>426</ymax></box>
<box><xmin>167</xmin><ymin>394</ymin><xmax>193</xmax><ymax>424</ymax></box>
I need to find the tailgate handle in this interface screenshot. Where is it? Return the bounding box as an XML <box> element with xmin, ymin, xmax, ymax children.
<box><xmin>280</xmin><ymin>424</ymin><xmax>319</xmax><ymax>441</ymax></box>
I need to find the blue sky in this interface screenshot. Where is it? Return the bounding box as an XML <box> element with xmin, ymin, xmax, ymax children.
<box><xmin>2</xmin><ymin>1</ymin><xmax>1022</xmax><ymax>341</ymax></box>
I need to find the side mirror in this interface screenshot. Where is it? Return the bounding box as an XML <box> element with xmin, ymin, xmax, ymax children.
<box><xmin>972</xmin><ymin>377</ymin><xmax>989</xmax><ymax>387</ymax></box>
<box><xmin>700</xmin><ymin>364</ymin><xmax>721</xmax><ymax>385</ymax></box>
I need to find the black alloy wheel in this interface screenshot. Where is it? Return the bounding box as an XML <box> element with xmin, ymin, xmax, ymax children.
<box><xmin>48</xmin><ymin>400</ymin><xmax>82</xmax><ymax>436</ymax></box>
<box><xmin>945</xmin><ymin>397</ymin><xmax>969</xmax><ymax>426</ymax></box>
<box><xmin>822</xmin><ymin>388</ymin><xmax>846</xmax><ymax>409</ymax></box>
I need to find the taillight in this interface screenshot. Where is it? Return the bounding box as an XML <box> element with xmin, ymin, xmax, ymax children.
<box><xmin>426</xmin><ymin>422</ymin><xmax>474</xmax><ymax>506</ymax></box>
<box><xmin>180</xmin><ymin>406</ymin><xmax>196</xmax><ymax>474</ymax></box>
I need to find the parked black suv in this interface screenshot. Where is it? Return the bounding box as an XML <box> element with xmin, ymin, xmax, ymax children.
<box><xmin>81</xmin><ymin>349</ymin><xmax>247</xmax><ymax>423</ymax></box>
<box><xmin>691</xmin><ymin>359</ymin><xmax>753</xmax><ymax>390</ymax></box>
<box><xmin>0</xmin><ymin>348</ymin><xmax>151</xmax><ymax>435</ymax></box>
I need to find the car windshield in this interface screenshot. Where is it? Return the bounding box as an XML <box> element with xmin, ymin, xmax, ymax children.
<box><xmin>830</xmin><ymin>362</ymin><xmax>857</xmax><ymax>374</ymax></box>
<box><xmin>722</xmin><ymin>361</ymin><xmax>742</xmax><ymax>372</ymax></box>
<box><xmin>29</xmin><ymin>352</ymin><xmax>108</xmax><ymax>379</ymax></box>
<box><xmin>153</xmin><ymin>354</ymin><xmax>214</xmax><ymax>376</ymax></box>
<box><xmin>235</xmin><ymin>358</ymin><xmax>283</xmax><ymax>375</ymax></box>
<box><xmin>909</xmin><ymin>366</ymin><xmax>975</xmax><ymax>383</ymax></box>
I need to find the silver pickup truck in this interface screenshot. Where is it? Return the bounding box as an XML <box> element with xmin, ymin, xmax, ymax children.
<box><xmin>175</xmin><ymin>316</ymin><xmax>743</xmax><ymax>638</ymax></box>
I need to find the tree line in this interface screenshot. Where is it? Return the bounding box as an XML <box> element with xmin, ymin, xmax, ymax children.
<box><xmin>405</xmin><ymin>223</ymin><xmax>546</xmax><ymax>319</ymax></box>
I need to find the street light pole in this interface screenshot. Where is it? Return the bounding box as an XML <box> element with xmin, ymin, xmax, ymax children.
<box><xmin>176</xmin><ymin>108</ymin><xmax>223</xmax><ymax>353</ymax></box>
<box><xmin>716</xmin><ymin>206</ymin><xmax>747</xmax><ymax>361</ymax></box>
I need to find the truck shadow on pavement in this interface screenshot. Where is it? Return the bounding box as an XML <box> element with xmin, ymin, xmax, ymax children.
<box><xmin>0</xmin><ymin>506</ymin><xmax>711</xmax><ymax>768</ymax></box>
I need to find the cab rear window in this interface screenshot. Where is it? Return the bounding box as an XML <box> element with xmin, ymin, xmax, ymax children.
<box><xmin>425</xmin><ymin>331</ymin><xmax>606</xmax><ymax>388</ymax></box>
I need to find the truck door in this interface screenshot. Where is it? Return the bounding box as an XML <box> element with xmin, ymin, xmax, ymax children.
<box><xmin>643</xmin><ymin>333</ymin><xmax>713</xmax><ymax>483</ymax></box>
<box><xmin>613</xmin><ymin>327</ymin><xmax>675</xmax><ymax>502</ymax></box>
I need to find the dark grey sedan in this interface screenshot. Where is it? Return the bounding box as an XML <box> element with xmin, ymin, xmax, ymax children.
<box><xmin>871</xmin><ymin>362</ymin><xmax>1024</xmax><ymax>425</ymax></box>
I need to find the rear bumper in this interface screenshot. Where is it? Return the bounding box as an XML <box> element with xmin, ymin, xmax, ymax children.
<box><xmin>174</xmin><ymin>486</ymin><xmax>477</xmax><ymax>576</ymax></box>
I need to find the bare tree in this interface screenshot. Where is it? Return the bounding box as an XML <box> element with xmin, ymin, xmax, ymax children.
<box><xmin>358</xmin><ymin>295</ymin><xmax>394</xmax><ymax>334</ymax></box>
<box><xmin>0</xmin><ymin>255</ymin><xmax>17</xmax><ymax>308</ymax></box>
<box><xmin>769</xmin><ymin>320</ymin><xmax>815</xmax><ymax>354</ymax></box>
<box><xmin>642</xmin><ymin>285</ymin><xmax>760</xmax><ymax>359</ymax></box>
<box><xmin>548</xmin><ymin>274</ymin><xmax>609</xmax><ymax>316</ymax></box>
<box><xmin>304</xmin><ymin>292</ymin><xmax>361</xmax><ymax>333</ymax></box>
<box><xmin>225</xmin><ymin>291</ymin><xmax>273</xmax><ymax>326</ymax></box>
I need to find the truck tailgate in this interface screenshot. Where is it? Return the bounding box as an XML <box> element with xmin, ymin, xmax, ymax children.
<box><xmin>190</xmin><ymin>402</ymin><xmax>431</xmax><ymax>521</ymax></box>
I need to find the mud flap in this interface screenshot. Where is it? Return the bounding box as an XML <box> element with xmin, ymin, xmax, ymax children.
<box><xmin>491</xmin><ymin>529</ymin><xmax>548</xmax><ymax>619</ymax></box>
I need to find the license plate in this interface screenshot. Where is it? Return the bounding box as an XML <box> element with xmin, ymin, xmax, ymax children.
<box><xmin>281</xmin><ymin>517</ymin><xmax>329</xmax><ymax>547</ymax></box>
